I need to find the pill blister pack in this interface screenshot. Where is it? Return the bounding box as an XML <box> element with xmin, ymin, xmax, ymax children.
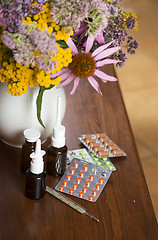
<box><xmin>67</xmin><ymin>148</ymin><xmax>116</xmax><ymax>172</ymax></box>
<box><xmin>55</xmin><ymin>158</ymin><xmax>112</xmax><ymax>202</ymax></box>
<box><xmin>78</xmin><ymin>133</ymin><xmax>126</xmax><ymax>158</ymax></box>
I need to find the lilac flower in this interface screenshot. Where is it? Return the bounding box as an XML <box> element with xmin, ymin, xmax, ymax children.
<box><xmin>126</xmin><ymin>16</ymin><xmax>136</xmax><ymax>30</ymax></box>
<box><xmin>0</xmin><ymin>0</ymin><xmax>42</xmax><ymax>33</ymax></box>
<box><xmin>50</xmin><ymin>0</ymin><xmax>90</xmax><ymax>31</ymax></box>
<box><xmin>113</xmin><ymin>50</ymin><xmax>128</xmax><ymax>68</ymax></box>
<box><xmin>51</xmin><ymin>36</ymin><xmax>121</xmax><ymax>95</ymax></box>
<box><xmin>2</xmin><ymin>24</ymin><xmax>58</xmax><ymax>72</ymax></box>
<box><xmin>0</xmin><ymin>6</ymin><xmax>5</xmax><ymax>27</ymax></box>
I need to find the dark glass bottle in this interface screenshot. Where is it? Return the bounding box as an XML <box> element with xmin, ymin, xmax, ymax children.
<box><xmin>46</xmin><ymin>124</ymin><xmax>67</xmax><ymax>177</ymax></box>
<box><xmin>21</xmin><ymin>129</ymin><xmax>40</xmax><ymax>173</ymax></box>
<box><xmin>25</xmin><ymin>139</ymin><xmax>46</xmax><ymax>200</ymax></box>
<box><xmin>25</xmin><ymin>170</ymin><xmax>46</xmax><ymax>200</ymax></box>
<box><xmin>47</xmin><ymin>145</ymin><xmax>67</xmax><ymax>177</ymax></box>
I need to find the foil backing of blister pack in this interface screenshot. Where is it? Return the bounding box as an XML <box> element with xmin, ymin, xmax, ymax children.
<box><xmin>78</xmin><ymin>133</ymin><xmax>126</xmax><ymax>158</ymax></box>
<box><xmin>55</xmin><ymin>158</ymin><xmax>112</xmax><ymax>202</ymax></box>
<box><xmin>67</xmin><ymin>148</ymin><xmax>116</xmax><ymax>171</ymax></box>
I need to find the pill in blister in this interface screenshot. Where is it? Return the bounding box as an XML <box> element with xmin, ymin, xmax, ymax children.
<box><xmin>98</xmin><ymin>151</ymin><xmax>109</xmax><ymax>157</ymax></box>
<box><xmin>85</xmin><ymin>158</ymin><xmax>90</xmax><ymax>162</ymax></box>
<box><xmin>96</xmin><ymin>133</ymin><xmax>106</xmax><ymax>138</ymax></box>
<box><xmin>99</xmin><ymin>177</ymin><xmax>104</xmax><ymax>184</ymax></box>
<box><xmin>86</xmin><ymin>180</ymin><xmax>91</xmax><ymax>187</ymax></box>
<box><xmin>105</xmin><ymin>160</ymin><xmax>111</xmax><ymax>165</ymax></box>
<box><xmin>113</xmin><ymin>150</ymin><xmax>124</xmax><ymax>156</ymax></box>
<box><xmin>69</xmin><ymin>188</ymin><xmax>74</xmax><ymax>194</ymax></box>
<box><xmin>94</xmin><ymin>147</ymin><xmax>105</xmax><ymax>153</ymax></box>
<box><xmin>63</xmin><ymin>180</ymin><xmax>68</xmax><ymax>186</ymax></box>
<box><xmin>108</xmin><ymin>145</ymin><xmax>119</xmax><ymax>151</ymax></box>
<box><xmin>100</xmin><ymin>137</ymin><xmax>110</xmax><ymax>143</ymax></box>
<box><xmin>74</xmin><ymin>161</ymin><xmax>79</xmax><ymax>168</ymax></box>
<box><xmin>89</xmin><ymin>174</ymin><xmax>94</xmax><ymax>181</ymax></box>
<box><xmin>89</xmin><ymin>195</ymin><xmax>94</xmax><ymax>201</ymax></box>
<box><xmin>73</xmin><ymin>183</ymin><xmax>78</xmax><ymax>190</ymax></box>
<box><xmin>76</xmin><ymin>177</ymin><xmax>81</xmax><ymax>184</ymax></box>
<box><xmin>96</xmin><ymin>184</ymin><xmax>101</xmax><ymax>190</ymax></box>
<box><xmin>79</xmin><ymin>192</ymin><xmax>84</xmax><ymax>198</ymax></box>
<box><xmin>108</xmin><ymin>165</ymin><xmax>113</xmax><ymax>171</ymax></box>
<box><xmin>70</xmin><ymin>168</ymin><xmax>75</xmax><ymax>174</ymax></box>
<box><xmin>96</xmin><ymin>161</ymin><xmax>102</xmax><ymax>166</ymax></box>
<box><xmin>92</xmin><ymin>190</ymin><xmax>97</xmax><ymax>196</ymax></box>
<box><xmin>85</xmin><ymin>139</ymin><xmax>96</xmax><ymax>144</ymax></box>
<box><xmin>83</xmin><ymin>164</ymin><xmax>88</xmax><ymax>171</ymax></box>
<box><xmin>90</xmin><ymin>143</ymin><xmax>100</xmax><ymax>148</ymax></box>
<box><xmin>104</xmin><ymin>141</ymin><xmax>115</xmax><ymax>147</ymax></box>
<box><xmin>81</xmin><ymin>135</ymin><xmax>92</xmax><ymax>140</ymax></box>
<box><xmin>79</xmin><ymin>171</ymin><xmax>84</xmax><ymax>178</ymax></box>
<box><xmin>82</xmin><ymin>186</ymin><xmax>87</xmax><ymax>193</ymax></box>
<box><xmin>79</xmin><ymin>150</ymin><xmax>84</xmax><ymax>154</ymax></box>
<box><xmin>59</xmin><ymin>185</ymin><xmax>64</xmax><ymax>191</ymax></box>
<box><xmin>67</xmin><ymin>174</ymin><xmax>71</xmax><ymax>180</ymax></box>
<box><xmin>82</xmin><ymin>154</ymin><xmax>87</xmax><ymax>159</ymax></box>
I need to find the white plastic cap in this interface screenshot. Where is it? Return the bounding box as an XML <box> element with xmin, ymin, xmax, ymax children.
<box><xmin>23</xmin><ymin>129</ymin><xmax>40</xmax><ymax>143</ymax></box>
<box><xmin>52</xmin><ymin>125</ymin><xmax>65</xmax><ymax>148</ymax></box>
<box><xmin>30</xmin><ymin>139</ymin><xmax>45</xmax><ymax>174</ymax></box>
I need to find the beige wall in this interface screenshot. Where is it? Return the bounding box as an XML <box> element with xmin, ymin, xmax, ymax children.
<box><xmin>116</xmin><ymin>0</ymin><xmax>158</xmax><ymax>220</ymax></box>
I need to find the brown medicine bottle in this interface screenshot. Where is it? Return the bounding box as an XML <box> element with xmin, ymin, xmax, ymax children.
<box><xmin>46</xmin><ymin>124</ymin><xmax>67</xmax><ymax>177</ymax></box>
<box><xmin>21</xmin><ymin>129</ymin><xmax>40</xmax><ymax>173</ymax></box>
<box><xmin>25</xmin><ymin>139</ymin><xmax>46</xmax><ymax>200</ymax></box>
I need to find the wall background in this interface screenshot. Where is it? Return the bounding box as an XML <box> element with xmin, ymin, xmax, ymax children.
<box><xmin>116</xmin><ymin>0</ymin><xmax>158</xmax><ymax>220</ymax></box>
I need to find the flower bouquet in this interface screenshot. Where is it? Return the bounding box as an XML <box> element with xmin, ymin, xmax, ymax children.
<box><xmin>0</xmin><ymin>0</ymin><xmax>138</xmax><ymax>127</ymax></box>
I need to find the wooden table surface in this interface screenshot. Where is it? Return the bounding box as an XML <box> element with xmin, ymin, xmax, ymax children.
<box><xmin>0</xmin><ymin>65</ymin><xmax>157</xmax><ymax>240</ymax></box>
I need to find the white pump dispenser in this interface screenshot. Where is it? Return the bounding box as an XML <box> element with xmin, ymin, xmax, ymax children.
<box><xmin>51</xmin><ymin>96</ymin><xmax>66</xmax><ymax>148</ymax></box>
<box><xmin>30</xmin><ymin>139</ymin><xmax>45</xmax><ymax>174</ymax></box>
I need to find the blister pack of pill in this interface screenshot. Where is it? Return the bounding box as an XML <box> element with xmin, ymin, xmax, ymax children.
<box><xmin>78</xmin><ymin>133</ymin><xmax>126</xmax><ymax>158</ymax></box>
<box><xmin>67</xmin><ymin>148</ymin><xmax>116</xmax><ymax>171</ymax></box>
<box><xmin>55</xmin><ymin>158</ymin><xmax>112</xmax><ymax>202</ymax></box>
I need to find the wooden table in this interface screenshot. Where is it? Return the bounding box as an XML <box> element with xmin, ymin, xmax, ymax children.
<box><xmin>0</xmin><ymin>65</ymin><xmax>157</xmax><ymax>240</ymax></box>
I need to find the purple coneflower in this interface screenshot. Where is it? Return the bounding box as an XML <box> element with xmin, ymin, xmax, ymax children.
<box><xmin>51</xmin><ymin>36</ymin><xmax>120</xmax><ymax>95</ymax></box>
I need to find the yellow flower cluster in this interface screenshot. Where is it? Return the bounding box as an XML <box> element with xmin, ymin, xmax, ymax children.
<box><xmin>0</xmin><ymin>59</ymin><xmax>37</xmax><ymax>96</ymax></box>
<box><xmin>23</xmin><ymin>1</ymin><xmax>74</xmax><ymax>41</ymax></box>
<box><xmin>0</xmin><ymin>1</ymin><xmax>73</xmax><ymax>96</ymax></box>
<box><xmin>52</xmin><ymin>46</ymin><xmax>72</xmax><ymax>71</ymax></box>
<box><xmin>36</xmin><ymin>70</ymin><xmax>61</xmax><ymax>88</ymax></box>
<box><xmin>0</xmin><ymin>55</ymin><xmax>62</xmax><ymax>95</ymax></box>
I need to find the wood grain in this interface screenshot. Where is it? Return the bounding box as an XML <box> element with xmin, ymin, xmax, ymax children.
<box><xmin>0</xmin><ymin>65</ymin><xmax>157</xmax><ymax>240</ymax></box>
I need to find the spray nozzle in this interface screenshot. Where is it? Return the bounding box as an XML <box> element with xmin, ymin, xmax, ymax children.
<box><xmin>51</xmin><ymin>96</ymin><xmax>66</xmax><ymax>148</ymax></box>
<box><xmin>56</xmin><ymin>96</ymin><xmax>61</xmax><ymax>126</ymax></box>
<box><xmin>30</xmin><ymin>139</ymin><xmax>45</xmax><ymax>174</ymax></box>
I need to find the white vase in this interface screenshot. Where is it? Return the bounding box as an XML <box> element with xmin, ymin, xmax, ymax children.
<box><xmin>0</xmin><ymin>83</ymin><xmax>66</xmax><ymax>148</ymax></box>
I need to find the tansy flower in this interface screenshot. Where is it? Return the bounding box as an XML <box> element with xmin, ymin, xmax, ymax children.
<box><xmin>51</xmin><ymin>36</ymin><xmax>121</xmax><ymax>95</ymax></box>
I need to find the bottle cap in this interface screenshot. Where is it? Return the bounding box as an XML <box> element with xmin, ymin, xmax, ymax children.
<box><xmin>51</xmin><ymin>96</ymin><xmax>66</xmax><ymax>148</ymax></box>
<box><xmin>52</xmin><ymin>125</ymin><xmax>65</xmax><ymax>148</ymax></box>
<box><xmin>23</xmin><ymin>129</ymin><xmax>40</xmax><ymax>143</ymax></box>
<box><xmin>30</xmin><ymin>139</ymin><xmax>45</xmax><ymax>174</ymax></box>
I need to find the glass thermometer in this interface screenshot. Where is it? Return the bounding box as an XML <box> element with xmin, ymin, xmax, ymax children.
<box><xmin>46</xmin><ymin>186</ymin><xmax>99</xmax><ymax>222</ymax></box>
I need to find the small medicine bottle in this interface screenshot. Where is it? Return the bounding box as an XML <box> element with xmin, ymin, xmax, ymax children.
<box><xmin>46</xmin><ymin>124</ymin><xmax>67</xmax><ymax>177</ymax></box>
<box><xmin>21</xmin><ymin>129</ymin><xmax>40</xmax><ymax>173</ymax></box>
<box><xmin>25</xmin><ymin>139</ymin><xmax>46</xmax><ymax>200</ymax></box>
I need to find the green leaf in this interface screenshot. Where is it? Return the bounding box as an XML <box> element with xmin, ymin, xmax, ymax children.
<box><xmin>36</xmin><ymin>85</ymin><xmax>55</xmax><ymax>128</ymax></box>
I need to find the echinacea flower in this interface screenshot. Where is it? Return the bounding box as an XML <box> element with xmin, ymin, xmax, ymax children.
<box><xmin>51</xmin><ymin>36</ymin><xmax>121</xmax><ymax>95</ymax></box>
